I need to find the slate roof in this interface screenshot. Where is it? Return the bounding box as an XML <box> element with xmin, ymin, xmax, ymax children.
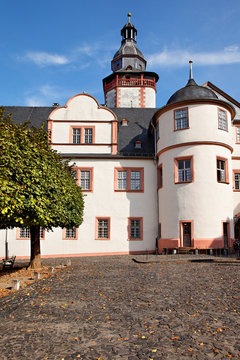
<box><xmin>4</xmin><ymin>106</ymin><xmax>55</xmax><ymax>131</ymax></box>
<box><xmin>110</xmin><ymin>107</ymin><xmax>157</xmax><ymax>157</ymax></box>
<box><xmin>167</xmin><ymin>78</ymin><xmax>218</xmax><ymax>105</ymax></box>
<box><xmin>3</xmin><ymin>106</ymin><xmax>157</xmax><ymax>158</ymax></box>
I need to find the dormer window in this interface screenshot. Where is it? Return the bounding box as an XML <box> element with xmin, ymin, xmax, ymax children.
<box><xmin>126</xmin><ymin>65</ymin><xmax>132</xmax><ymax>70</ymax></box>
<box><xmin>121</xmin><ymin>118</ymin><xmax>129</xmax><ymax>126</ymax></box>
<box><xmin>135</xmin><ymin>140</ymin><xmax>142</xmax><ymax>149</ymax></box>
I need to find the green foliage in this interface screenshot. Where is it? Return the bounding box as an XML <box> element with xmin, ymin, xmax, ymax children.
<box><xmin>0</xmin><ymin>107</ymin><xmax>84</xmax><ymax>230</ymax></box>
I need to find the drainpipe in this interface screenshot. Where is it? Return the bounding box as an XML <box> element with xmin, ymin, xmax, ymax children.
<box><xmin>5</xmin><ymin>228</ymin><xmax>8</xmax><ymax>260</ymax></box>
<box><xmin>150</xmin><ymin>121</ymin><xmax>159</xmax><ymax>253</ymax></box>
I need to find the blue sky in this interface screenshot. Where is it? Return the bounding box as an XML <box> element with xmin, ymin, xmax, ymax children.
<box><xmin>1</xmin><ymin>0</ymin><xmax>240</xmax><ymax>108</ymax></box>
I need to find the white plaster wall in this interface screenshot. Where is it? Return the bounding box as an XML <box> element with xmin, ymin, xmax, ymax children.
<box><xmin>144</xmin><ymin>88</ymin><xmax>156</xmax><ymax>108</ymax></box>
<box><xmin>106</xmin><ymin>89</ymin><xmax>116</xmax><ymax>108</ymax></box>
<box><xmin>52</xmin><ymin>145</ymin><xmax>112</xmax><ymax>154</ymax></box>
<box><xmin>52</xmin><ymin>122</ymin><xmax>112</xmax><ymax>144</ymax></box>
<box><xmin>119</xmin><ymin>87</ymin><xmax>140</xmax><ymax>107</ymax></box>
<box><xmin>0</xmin><ymin>159</ymin><xmax>158</xmax><ymax>258</ymax></box>
<box><xmin>50</xmin><ymin>94</ymin><xmax>115</xmax><ymax>121</ymax></box>
<box><xmin>157</xmin><ymin>104</ymin><xmax>233</xmax><ymax>155</ymax></box>
<box><xmin>158</xmin><ymin>144</ymin><xmax>233</xmax><ymax>241</ymax></box>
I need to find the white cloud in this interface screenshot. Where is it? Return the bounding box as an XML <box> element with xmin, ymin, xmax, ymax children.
<box><xmin>148</xmin><ymin>45</ymin><xmax>240</xmax><ymax>68</ymax></box>
<box><xmin>24</xmin><ymin>84</ymin><xmax>72</xmax><ymax>106</ymax></box>
<box><xmin>21</xmin><ymin>51</ymin><xmax>70</xmax><ymax>66</ymax></box>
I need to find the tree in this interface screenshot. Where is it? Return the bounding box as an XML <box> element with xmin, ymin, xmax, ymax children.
<box><xmin>0</xmin><ymin>107</ymin><xmax>84</xmax><ymax>268</ymax></box>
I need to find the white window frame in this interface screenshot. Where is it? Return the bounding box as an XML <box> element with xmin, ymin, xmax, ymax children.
<box><xmin>72</xmin><ymin>128</ymin><xmax>81</xmax><ymax>144</ymax></box>
<box><xmin>218</xmin><ymin>109</ymin><xmax>227</xmax><ymax>131</ymax></box>
<box><xmin>178</xmin><ymin>159</ymin><xmax>191</xmax><ymax>182</ymax></box>
<box><xmin>174</xmin><ymin>108</ymin><xmax>188</xmax><ymax>130</ymax></box>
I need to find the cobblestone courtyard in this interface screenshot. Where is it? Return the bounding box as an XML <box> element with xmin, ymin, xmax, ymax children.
<box><xmin>0</xmin><ymin>255</ymin><xmax>239</xmax><ymax>360</ymax></box>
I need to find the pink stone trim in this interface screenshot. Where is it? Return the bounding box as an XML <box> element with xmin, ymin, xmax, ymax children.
<box><xmin>174</xmin><ymin>156</ymin><xmax>194</xmax><ymax>184</ymax></box>
<box><xmin>69</xmin><ymin>125</ymin><xmax>95</xmax><ymax>144</ymax></box>
<box><xmin>114</xmin><ymin>167</ymin><xmax>144</xmax><ymax>192</ymax></box>
<box><xmin>127</xmin><ymin>217</ymin><xmax>143</xmax><ymax>241</ymax></box>
<box><xmin>95</xmin><ymin>217</ymin><xmax>111</xmax><ymax>240</ymax></box>
<box><xmin>72</xmin><ymin>167</ymin><xmax>94</xmax><ymax>192</ymax></box>
<box><xmin>15</xmin><ymin>250</ymin><xmax>156</xmax><ymax>260</ymax></box>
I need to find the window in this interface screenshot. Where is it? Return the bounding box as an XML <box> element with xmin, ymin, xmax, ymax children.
<box><xmin>72</xmin><ymin>167</ymin><xmax>93</xmax><ymax>192</ymax></box>
<box><xmin>174</xmin><ymin>108</ymin><xmax>188</xmax><ymax>130</ymax></box>
<box><xmin>84</xmin><ymin>128</ymin><xmax>93</xmax><ymax>144</ymax></box>
<box><xmin>72</xmin><ymin>128</ymin><xmax>81</xmax><ymax>144</ymax></box>
<box><xmin>174</xmin><ymin>157</ymin><xmax>193</xmax><ymax>183</ymax></box>
<box><xmin>17</xmin><ymin>228</ymin><xmax>45</xmax><ymax>240</ymax></box>
<box><xmin>134</xmin><ymin>140</ymin><xmax>142</xmax><ymax>149</ymax></box>
<box><xmin>217</xmin><ymin>157</ymin><xmax>229</xmax><ymax>183</ymax></box>
<box><xmin>121</xmin><ymin>118</ymin><xmax>129</xmax><ymax>126</ymax></box>
<box><xmin>20</xmin><ymin>228</ymin><xmax>30</xmax><ymax>239</ymax></box>
<box><xmin>70</xmin><ymin>126</ymin><xmax>95</xmax><ymax>144</ymax></box>
<box><xmin>130</xmin><ymin>171</ymin><xmax>141</xmax><ymax>190</ymax></box>
<box><xmin>96</xmin><ymin>217</ymin><xmax>110</xmax><ymax>240</ymax></box>
<box><xmin>72</xmin><ymin>169</ymin><xmax>77</xmax><ymax>181</ymax></box>
<box><xmin>118</xmin><ymin>171</ymin><xmax>127</xmax><ymax>190</ymax></box>
<box><xmin>236</xmin><ymin>127</ymin><xmax>240</xmax><ymax>143</ymax></box>
<box><xmin>233</xmin><ymin>170</ymin><xmax>240</xmax><ymax>191</ymax></box>
<box><xmin>128</xmin><ymin>218</ymin><xmax>143</xmax><ymax>240</ymax></box>
<box><xmin>158</xmin><ymin>164</ymin><xmax>163</xmax><ymax>189</ymax></box>
<box><xmin>218</xmin><ymin>109</ymin><xmax>227</xmax><ymax>131</ymax></box>
<box><xmin>114</xmin><ymin>168</ymin><xmax>144</xmax><ymax>192</ymax></box>
<box><xmin>80</xmin><ymin>171</ymin><xmax>90</xmax><ymax>190</ymax></box>
<box><xmin>63</xmin><ymin>228</ymin><xmax>78</xmax><ymax>240</ymax></box>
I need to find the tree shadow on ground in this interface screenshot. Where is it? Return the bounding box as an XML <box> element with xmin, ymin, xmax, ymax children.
<box><xmin>0</xmin><ymin>263</ymin><xmax>29</xmax><ymax>278</ymax></box>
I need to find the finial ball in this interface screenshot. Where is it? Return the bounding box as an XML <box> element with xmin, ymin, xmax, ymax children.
<box><xmin>128</xmin><ymin>12</ymin><xmax>131</xmax><ymax>17</ymax></box>
<box><xmin>189</xmin><ymin>60</ymin><xmax>193</xmax><ymax>64</ymax></box>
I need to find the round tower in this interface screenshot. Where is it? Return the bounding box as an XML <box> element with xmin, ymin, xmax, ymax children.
<box><xmin>153</xmin><ymin>62</ymin><xmax>235</xmax><ymax>253</ymax></box>
<box><xmin>103</xmin><ymin>13</ymin><xmax>159</xmax><ymax>108</ymax></box>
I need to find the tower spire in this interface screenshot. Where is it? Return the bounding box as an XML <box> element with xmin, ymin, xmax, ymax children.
<box><xmin>189</xmin><ymin>60</ymin><xmax>193</xmax><ymax>80</ymax></box>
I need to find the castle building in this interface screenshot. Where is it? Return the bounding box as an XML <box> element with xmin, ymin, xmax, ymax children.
<box><xmin>1</xmin><ymin>14</ymin><xmax>240</xmax><ymax>258</ymax></box>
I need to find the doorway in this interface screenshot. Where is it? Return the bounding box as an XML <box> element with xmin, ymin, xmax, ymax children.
<box><xmin>182</xmin><ymin>222</ymin><xmax>192</xmax><ymax>247</ymax></box>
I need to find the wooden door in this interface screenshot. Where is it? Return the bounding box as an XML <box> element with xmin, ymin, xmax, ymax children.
<box><xmin>183</xmin><ymin>222</ymin><xmax>191</xmax><ymax>247</ymax></box>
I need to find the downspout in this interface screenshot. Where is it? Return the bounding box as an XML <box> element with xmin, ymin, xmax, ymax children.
<box><xmin>150</xmin><ymin>120</ymin><xmax>159</xmax><ymax>253</ymax></box>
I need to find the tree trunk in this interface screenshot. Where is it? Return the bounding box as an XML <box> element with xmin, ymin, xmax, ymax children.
<box><xmin>30</xmin><ymin>225</ymin><xmax>41</xmax><ymax>269</ymax></box>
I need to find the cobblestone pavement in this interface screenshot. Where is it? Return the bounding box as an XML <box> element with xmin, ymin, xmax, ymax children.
<box><xmin>0</xmin><ymin>255</ymin><xmax>239</xmax><ymax>360</ymax></box>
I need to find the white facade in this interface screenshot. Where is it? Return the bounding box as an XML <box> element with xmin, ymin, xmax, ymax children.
<box><xmin>1</xmin><ymin>18</ymin><xmax>240</xmax><ymax>259</ymax></box>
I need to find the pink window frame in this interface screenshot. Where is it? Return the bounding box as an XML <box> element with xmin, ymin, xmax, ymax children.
<box><xmin>128</xmin><ymin>217</ymin><xmax>143</xmax><ymax>241</ymax></box>
<box><xmin>69</xmin><ymin>126</ymin><xmax>95</xmax><ymax>144</ymax></box>
<box><xmin>174</xmin><ymin>107</ymin><xmax>189</xmax><ymax>131</ymax></box>
<box><xmin>72</xmin><ymin>167</ymin><xmax>94</xmax><ymax>192</ymax></box>
<box><xmin>174</xmin><ymin>156</ymin><xmax>194</xmax><ymax>184</ymax></box>
<box><xmin>232</xmin><ymin>169</ymin><xmax>240</xmax><ymax>191</ymax></box>
<box><xmin>95</xmin><ymin>217</ymin><xmax>111</xmax><ymax>240</ymax></box>
<box><xmin>62</xmin><ymin>227</ymin><xmax>78</xmax><ymax>240</ymax></box>
<box><xmin>216</xmin><ymin>156</ymin><xmax>229</xmax><ymax>184</ymax></box>
<box><xmin>114</xmin><ymin>167</ymin><xmax>144</xmax><ymax>192</ymax></box>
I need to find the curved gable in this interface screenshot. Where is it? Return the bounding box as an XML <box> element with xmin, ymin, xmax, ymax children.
<box><xmin>49</xmin><ymin>93</ymin><xmax>116</xmax><ymax>121</ymax></box>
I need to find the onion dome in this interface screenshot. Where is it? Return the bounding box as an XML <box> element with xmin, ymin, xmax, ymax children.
<box><xmin>167</xmin><ymin>61</ymin><xmax>218</xmax><ymax>105</ymax></box>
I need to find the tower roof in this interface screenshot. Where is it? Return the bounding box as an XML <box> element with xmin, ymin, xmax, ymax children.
<box><xmin>167</xmin><ymin>61</ymin><xmax>218</xmax><ymax>105</ymax></box>
<box><xmin>111</xmin><ymin>13</ymin><xmax>146</xmax><ymax>72</ymax></box>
